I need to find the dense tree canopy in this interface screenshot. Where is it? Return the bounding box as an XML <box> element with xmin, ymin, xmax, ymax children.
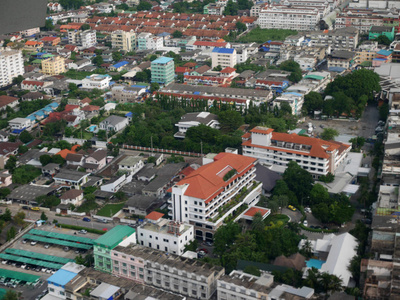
<box><xmin>282</xmin><ymin>161</ymin><xmax>314</xmax><ymax>206</ymax></box>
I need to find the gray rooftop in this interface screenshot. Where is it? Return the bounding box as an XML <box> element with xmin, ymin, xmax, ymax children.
<box><xmin>118</xmin><ymin>156</ymin><xmax>143</xmax><ymax>167</ymax></box>
<box><xmin>125</xmin><ymin>194</ymin><xmax>159</xmax><ymax>210</ymax></box>
<box><xmin>54</xmin><ymin>169</ymin><xmax>89</xmax><ymax>182</ymax></box>
<box><xmin>255</xmin><ymin>165</ymin><xmax>282</xmax><ymax>192</ymax></box>
<box><xmin>178</xmin><ymin>112</ymin><xmax>218</xmax><ymax>125</ymax></box>
<box><xmin>7</xmin><ymin>185</ymin><xmax>57</xmax><ymax>202</ymax></box>
<box><xmin>100</xmin><ymin>115</ymin><xmax>128</xmax><ymax>127</ymax></box>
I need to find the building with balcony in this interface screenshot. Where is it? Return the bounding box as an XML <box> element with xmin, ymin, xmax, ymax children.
<box><xmin>151</xmin><ymin>56</ymin><xmax>175</xmax><ymax>86</ymax></box>
<box><xmin>273</xmin><ymin>92</ymin><xmax>305</xmax><ymax>115</ymax></box>
<box><xmin>111</xmin><ymin>244</ymin><xmax>225</xmax><ymax>299</ymax></box>
<box><xmin>169</xmin><ymin>152</ymin><xmax>259</xmax><ymax>241</ymax></box>
<box><xmin>174</xmin><ymin>112</ymin><xmax>220</xmax><ymax>139</ymax></box>
<box><xmin>94</xmin><ymin>225</ymin><xmax>136</xmax><ymax>274</ymax></box>
<box><xmin>327</xmin><ymin>50</ymin><xmax>358</xmax><ymax>70</ymax></box>
<box><xmin>0</xmin><ymin>49</ymin><xmax>24</xmax><ymax>88</ymax></box>
<box><xmin>67</xmin><ymin>29</ymin><xmax>97</xmax><ymax>49</ymax></box>
<box><xmin>242</xmin><ymin>126</ymin><xmax>351</xmax><ymax>178</ymax></box>
<box><xmin>82</xmin><ymin>74</ymin><xmax>112</xmax><ymax>90</ymax></box>
<box><xmin>137</xmin><ymin>32</ymin><xmax>163</xmax><ymax>50</ymax></box>
<box><xmin>41</xmin><ymin>56</ymin><xmax>66</xmax><ymax>75</ymax></box>
<box><xmin>111</xmin><ymin>30</ymin><xmax>136</xmax><ymax>52</ymax></box>
<box><xmin>211</xmin><ymin>48</ymin><xmax>237</xmax><ymax>69</ymax></box>
<box><xmin>369</xmin><ymin>25</ymin><xmax>395</xmax><ymax>42</ymax></box>
<box><xmin>137</xmin><ymin>211</ymin><xmax>194</xmax><ymax>255</ymax></box>
<box><xmin>308</xmin><ymin>27</ymin><xmax>359</xmax><ymax>51</ymax></box>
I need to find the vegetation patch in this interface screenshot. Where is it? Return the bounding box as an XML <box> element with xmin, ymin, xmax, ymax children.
<box><xmin>57</xmin><ymin>223</ymin><xmax>105</xmax><ymax>235</ymax></box>
<box><xmin>96</xmin><ymin>203</ymin><xmax>125</xmax><ymax>217</ymax></box>
<box><xmin>238</xmin><ymin>28</ymin><xmax>298</xmax><ymax>43</ymax></box>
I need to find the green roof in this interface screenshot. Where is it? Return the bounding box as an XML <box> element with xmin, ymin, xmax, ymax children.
<box><xmin>0</xmin><ymin>269</ymin><xmax>40</xmax><ymax>283</ymax></box>
<box><xmin>29</xmin><ymin>229</ymin><xmax>94</xmax><ymax>245</ymax></box>
<box><xmin>0</xmin><ymin>254</ymin><xmax>63</xmax><ymax>270</ymax></box>
<box><xmin>360</xmin><ymin>61</ymin><xmax>372</xmax><ymax>67</ymax></box>
<box><xmin>0</xmin><ymin>288</ymin><xmax>6</xmax><ymax>299</ymax></box>
<box><xmin>5</xmin><ymin>249</ymin><xmax>74</xmax><ymax>265</ymax></box>
<box><xmin>304</xmin><ymin>74</ymin><xmax>325</xmax><ymax>80</ymax></box>
<box><xmin>32</xmin><ymin>59</ymin><xmax>42</xmax><ymax>64</ymax></box>
<box><xmin>23</xmin><ymin>234</ymin><xmax>92</xmax><ymax>250</ymax></box>
<box><xmin>94</xmin><ymin>225</ymin><xmax>135</xmax><ymax>249</ymax></box>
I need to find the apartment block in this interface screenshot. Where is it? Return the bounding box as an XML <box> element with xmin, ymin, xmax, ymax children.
<box><xmin>67</xmin><ymin>29</ymin><xmax>97</xmax><ymax>48</ymax></box>
<box><xmin>308</xmin><ymin>27</ymin><xmax>359</xmax><ymax>50</ymax></box>
<box><xmin>335</xmin><ymin>8</ymin><xmax>387</xmax><ymax>33</ymax></box>
<box><xmin>151</xmin><ymin>56</ymin><xmax>175</xmax><ymax>86</ymax></box>
<box><xmin>327</xmin><ymin>50</ymin><xmax>358</xmax><ymax>70</ymax></box>
<box><xmin>137</xmin><ymin>211</ymin><xmax>194</xmax><ymax>255</ymax></box>
<box><xmin>169</xmin><ymin>152</ymin><xmax>260</xmax><ymax>241</ymax></box>
<box><xmin>137</xmin><ymin>32</ymin><xmax>163</xmax><ymax>50</ymax></box>
<box><xmin>211</xmin><ymin>48</ymin><xmax>237</xmax><ymax>69</ymax></box>
<box><xmin>242</xmin><ymin>126</ymin><xmax>351</xmax><ymax>178</ymax></box>
<box><xmin>111</xmin><ymin>30</ymin><xmax>136</xmax><ymax>52</ymax></box>
<box><xmin>82</xmin><ymin>74</ymin><xmax>112</xmax><ymax>90</ymax></box>
<box><xmin>41</xmin><ymin>56</ymin><xmax>66</xmax><ymax>75</ymax></box>
<box><xmin>93</xmin><ymin>225</ymin><xmax>136</xmax><ymax>274</ymax></box>
<box><xmin>257</xmin><ymin>3</ymin><xmax>321</xmax><ymax>31</ymax></box>
<box><xmin>0</xmin><ymin>49</ymin><xmax>24</xmax><ymax>88</ymax></box>
<box><xmin>111</xmin><ymin>244</ymin><xmax>225</xmax><ymax>299</ymax></box>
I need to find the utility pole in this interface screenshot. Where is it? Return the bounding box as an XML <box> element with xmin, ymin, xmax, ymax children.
<box><xmin>200</xmin><ymin>140</ymin><xmax>203</xmax><ymax>156</ymax></box>
<box><xmin>151</xmin><ymin>135</ymin><xmax>153</xmax><ymax>156</ymax></box>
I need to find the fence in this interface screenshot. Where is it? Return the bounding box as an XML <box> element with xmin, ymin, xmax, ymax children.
<box><xmin>122</xmin><ymin>144</ymin><xmax>202</xmax><ymax>157</ymax></box>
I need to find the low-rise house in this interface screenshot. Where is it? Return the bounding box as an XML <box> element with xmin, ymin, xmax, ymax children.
<box><xmin>21</xmin><ymin>91</ymin><xmax>45</xmax><ymax>101</ymax></box>
<box><xmin>8</xmin><ymin>118</ymin><xmax>32</xmax><ymax>133</ymax></box>
<box><xmin>24</xmin><ymin>41</ymin><xmax>43</xmax><ymax>52</ymax></box>
<box><xmin>82</xmin><ymin>74</ymin><xmax>112</xmax><ymax>90</ymax></box>
<box><xmin>327</xmin><ymin>50</ymin><xmax>358</xmax><ymax>71</ymax></box>
<box><xmin>124</xmin><ymin>194</ymin><xmax>160</xmax><ymax>216</ymax></box>
<box><xmin>111</xmin><ymin>85</ymin><xmax>147</xmax><ymax>103</ymax></box>
<box><xmin>67</xmin><ymin>59</ymin><xmax>92</xmax><ymax>70</ymax></box>
<box><xmin>66</xmin><ymin>153</ymin><xmax>85</xmax><ymax>167</ymax></box>
<box><xmin>0</xmin><ymin>131</ymin><xmax>9</xmax><ymax>142</ymax></box>
<box><xmin>137</xmin><ymin>211</ymin><xmax>194</xmax><ymax>255</ymax></box>
<box><xmin>0</xmin><ymin>141</ymin><xmax>22</xmax><ymax>157</ymax></box>
<box><xmin>40</xmin><ymin>36</ymin><xmax>61</xmax><ymax>46</ymax></box>
<box><xmin>53</xmin><ymin>169</ymin><xmax>90</xmax><ymax>188</ymax></box>
<box><xmin>60</xmin><ymin>189</ymin><xmax>84</xmax><ymax>207</ymax></box>
<box><xmin>84</xmin><ymin>149</ymin><xmax>107</xmax><ymax>171</ymax></box>
<box><xmin>0</xmin><ymin>95</ymin><xmax>19</xmax><ymax>112</ymax></box>
<box><xmin>118</xmin><ymin>156</ymin><xmax>144</xmax><ymax>174</ymax></box>
<box><xmin>41</xmin><ymin>163</ymin><xmax>60</xmax><ymax>176</ymax></box>
<box><xmin>99</xmin><ymin>115</ymin><xmax>129</xmax><ymax>132</ymax></box>
<box><xmin>109</xmin><ymin>61</ymin><xmax>130</xmax><ymax>72</ymax></box>
<box><xmin>21</xmin><ymin>80</ymin><xmax>52</xmax><ymax>91</ymax></box>
<box><xmin>174</xmin><ymin>112</ymin><xmax>220</xmax><ymax>139</ymax></box>
<box><xmin>0</xmin><ymin>170</ymin><xmax>12</xmax><ymax>187</ymax></box>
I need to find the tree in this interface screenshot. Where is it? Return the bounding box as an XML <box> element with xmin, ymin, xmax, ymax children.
<box><xmin>5</xmin><ymin>155</ymin><xmax>17</xmax><ymax>172</ymax></box>
<box><xmin>213</xmin><ymin>222</ymin><xmax>241</xmax><ymax>256</ymax></box>
<box><xmin>1</xmin><ymin>208</ymin><xmax>12</xmax><ymax>222</ymax></box>
<box><xmin>68</xmin><ymin>83</ymin><xmax>78</xmax><ymax>92</ymax></box>
<box><xmin>150</xmin><ymin>82</ymin><xmax>160</xmax><ymax>93</ymax></box>
<box><xmin>3</xmin><ymin>290</ymin><xmax>19</xmax><ymax>300</ymax></box>
<box><xmin>320</xmin><ymin>128</ymin><xmax>339</xmax><ymax>141</ymax></box>
<box><xmin>40</xmin><ymin>212</ymin><xmax>48</xmax><ymax>221</ymax></box>
<box><xmin>92</xmin><ymin>55</ymin><xmax>104</xmax><ymax>67</ymax></box>
<box><xmin>218</xmin><ymin>110</ymin><xmax>244</xmax><ymax>132</ymax></box>
<box><xmin>376</xmin><ymin>35</ymin><xmax>391</xmax><ymax>46</ymax></box>
<box><xmin>6</xmin><ymin>226</ymin><xmax>16</xmax><ymax>241</ymax></box>
<box><xmin>14</xmin><ymin>211</ymin><xmax>25</xmax><ymax>225</ymax></box>
<box><xmin>302</xmin><ymin>92</ymin><xmax>324</xmax><ymax>115</ymax></box>
<box><xmin>0</xmin><ymin>188</ymin><xmax>11</xmax><ymax>199</ymax></box>
<box><xmin>112</xmin><ymin>51</ymin><xmax>123</xmax><ymax>62</ymax></box>
<box><xmin>309</xmin><ymin>183</ymin><xmax>329</xmax><ymax>205</ymax></box>
<box><xmin>236</xmin><ymin>21</ymin><xmax>247</xmax><ymax>33</ymax></box>
<box><xmin>137</xmin><ymin>1</ymin><xmax>152</xmax><ymax>11</ymax></box>
<box><xmin>134</xmin><ymin>70</ymin><xmax>150</xmax><ymax>82</ymax></box>
<box><xmin>213</xmin><ymin>65</ymin><xmax>222</xmax><ymax>71</ymax></box>
<box><xmin>223</xmin><ymin>0</ymin><xmax>238</xmax><ymax>15</ymax></box>
<box><xmin>19</xmin><ymin>130</ymin><xmax>33</xmax><ymax>144</ymax></box>
<box><xmin>12</xmin><ymin>75</ymin><xmax>24</xmax><ymax>85</ymax></box>
<box><xmin>251</xmin><ymin>212</ymin><xmax>265</xmax><ymax>231</ymax></box>
<box><xmin>43</xmin><ymin>19</ymin><xmax>54</xmax><ymax>31</ymax></box>
<box><xmin>115</xmin><ymin>191</ymin><xmax>126</xmax><ymax>201</ymax></box>
<box><xmin>172</xmin><ymin>30</ymin><xmax>183</xmax><ymax>38</ymax></box>
<box><xmin>39</xmin><ymin>154</ymin><xmax>52</xmax><ymax>166</ymax></box>
<box><xmin>349</xmin><ymin>137</ymin><xmax>365</xmax><ymax>150</ymax></box>
<box><xmin>243</xmin><ymin>265</ymin><xmax>261</xmax><ymax>276</ymax></box>
<box><xmin>282</xmin><ymin>161</ymin><xmax>313</xmax><ymax>206</ymax></box>
<box><xmin>81</xmin><ymin>24</ymin><xmax>91</xmax><ymax>30</ymax></box>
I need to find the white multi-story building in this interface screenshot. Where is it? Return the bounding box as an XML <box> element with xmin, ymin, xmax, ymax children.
<box><xmin>82</xmin><ymin>74</ymin><xmax>112</xmax><ymax>90</ymax></box>
<box><xmin>174</xmin><ymin>112</ymin><xmax>220</xmax><ymax>139</ymax></box>
<box><xmin>257</xmin><ymin>3</ymin><xmax>321</xmax><ymax>31</ymax></box>
<box><xmin>137</xmin><ymin>32</ymin><xmax>163</xmax><ymax>51</ymax></box>
<box><xmin>0</xmin><ymin>49</ymin><xmax>24</xmax><ymax>88</ymax></box>
<box><xmin>242</xmin><ymin>126</ymin><xmax>351</xmax><ymax>178</ymax></box>
<box><xmin>111</xmin><ymin>30</ymin><xmax>136</xmax><ymax>52</ymax></box>
<box><xmin>169</xmin><ymin>152</ymin><xmax>260</xmax><ymax>241</ymax></box>
<box><xmin>273</xmin><ymin>92</ymin><xmax>305</xmax><ymax>115</ymax></box>
<box><xmin>211</xmin><ymin>48</ymin><xmax>237</xmax><ymax>69</ymax></box>
<box><xmin>137</xmin><ymin>211</ymin><xmax>194</xmax><ymax>255</ymax></box>
<box><xmin>67</xmin><ymin>30</ymin><xmax>97</xmax><ymax>49</ymax></box>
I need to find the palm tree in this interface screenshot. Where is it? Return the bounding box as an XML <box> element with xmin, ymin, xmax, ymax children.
<box><xmin>304</xmin><ymin>267</ymin><xmax>320</xmax><ymax>289</ymax></box>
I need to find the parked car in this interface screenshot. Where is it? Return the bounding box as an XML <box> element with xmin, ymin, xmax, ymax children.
<box><xmin>30</xmin><ymin>241</ymin><xmax>37</xmax><ymax>246</ymax></box>
<box><xmin>30</xmin><ymin>207</ymin><xmax>40</xmax><ymax>211</ymax></box>
<box><xmin>63</xmin><ymin>247</ymin><xmax>70</xmax><ymax>252</ymax></box>
<box><xmin>303</xmin><ymin>220</ymin><xmax>308</xmax><ymax>227</ymax></box>
<box><xmin>79</xmin><ymin>230</ymin><xmax>87</xmax><ymax>234</ymax></box>
<box><xmin>83</xmin><ymin>217</ymin><xmax>91</xmax><ymax>222</ymax></box>
<box><xmin>288</xmin><ymin>205</ymin><xmax>296</xmax><ymax>211</ymax></box>
<box><xmin>44</xmin><ymin>244</ymin><xmax>50</xmax><ymax>249</ymax></box>
<box><xmin>22</xmin><ymin>206</ymin><xmax>29</xmax><ymax>210</ymax></box>
<box><xmin>22</xmin><ymin>239</ymin><xmax>28</xmax><ymax>244</ymax></box>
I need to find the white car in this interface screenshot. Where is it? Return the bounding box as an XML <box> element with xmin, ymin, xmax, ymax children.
<box><xmin>31</xmin><ymin>241</ymin><xmax>37</xmax><ymax>246</ymax></box>
<box><xmin>303</xmin><ymin>220</ymin><xmax>308</xmax><ymax>227</ymax></box>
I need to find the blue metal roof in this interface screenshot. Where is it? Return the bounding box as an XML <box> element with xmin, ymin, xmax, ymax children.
<box><xmin>48</xmin><ymin>102</ymin><xmax>59</xmax><ymax>108</ymax></box>
<box><xmin>26</xmin><ymin>115</ymin><xmax>36</xmax><ymax>121</ymax></box>
<box><xmin>131</xmin><ymin>85</ymin><xmax>148</xmax><ymax>88</ymax></box>
<box><xmin>125</xmin><ymin>112</ymin><xmax>133</xmax><ymax>117</ymax></box>
<box><xmin>212</xmin><ymin>48</ymin><xmax>234</xmax><ymax>54</ymax></box>
<box><xmin>34</xmin><ymin>111</ymin><xmax>45</xmax><ymax>116</ymax></box>
<box><xmin>284</xmin><ymin>92</ymin><xmax>302</xmax><ymax>96</ymax></box>
<box><xmin>377</xmin><ymin>49</ymin><xmax>392</xmax><ymax>56</ymax></box>
<box><xmin>48</xmin><ymin>269</ymin><xmax>77</xmax><ymax>287</ymax></box>
<box><xmin>158</xmin><ymin>32</ymin><xmax>171</xmax><ymax>37</ymax></box>
<box><xmin>43</xmin><ymin>107</ymin><xmax>53</xmax><ymax>112</ymax></box>
<box><xmin>152</xmin><ymin>57</ymin><xmax>174</xmax><ymax>64</ymax></box>
<box><xmin>112</xmin><ymin>61</ymin><xmax>129</xmax><ymax>68</ymax></box>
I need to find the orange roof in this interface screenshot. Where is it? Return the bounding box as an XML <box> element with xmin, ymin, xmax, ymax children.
<box><xmin>56</xmin><ymin>149</ymin><xmax>75</xmax><ymax>159</ymax></box>
<box><xmin>175</xmin><ymin>153</ymin><xmax>256</xmax><ymax>203</ymax></box>
<box><xmin>220</xmin><ymin>67</ymin><xmax>236</xmax><ymax>73</ymax></box>
<box><xmin>25</xmin><ymin>41</ymin><xmax>42</xmax><ymax>46</ymax></box>
<box><xmin>146</xmin><ymin>211</ymin><xmax>164</xmax><ymax>221</ymax></box>
<box><xmin>244</xmin><ymin>207</ymin><xmax>270</xmax><ymax>218</ymax></box>
<box><xmin>71</xmin><ymin>144</ymin><xmax>80</xmax><ymax>151</ymax></box>
<box><xmin>250</xmin><ymin>127</ymin><xmax>274</xmax><ymax>134</ymax></box>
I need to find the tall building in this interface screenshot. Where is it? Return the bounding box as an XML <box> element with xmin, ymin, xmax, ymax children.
<box><xmin>0</xmin><ymin>49</ymin><xmax>24</xmax><ymax>87</ymax></box>
<box><xmin>67</xmin><ymin>29</ymin><xmax>97</xmax><ymax>48</ymax></box>
<box><xmin>151</xmin><ymin>57</ymin><xmax>175</xmax><ymax>86</ymax></box>
<box><xmin>211</xmin><ymin>48</ymin><xmax>237</xmax><ymax>69</ymax></box>
<box><xmin>137</xmin><ymin>32</ymin><xmax>163</xmax><ymax>50</ymax></box>
<box><xmin>242</xmin><ymin>126</ymin><xmax>351</xmax><ymax>178</ymax></box>
<box><xmin>41</xmin><ymin>56</ymin><xmax>66</xmax><ymax>75</ymax></box>
<box><xmin>169</xmin><ymin>152</ymin><xmax>259</xmax><ymax>241</ymax></box>
<box><xmin>93</xmin><ymin>225</ymin><xmax>136</xmax><ymax>274</ymax></box>
<box><xmin>111</xmin><ymin>30</ymin><xmax>136</xmax><ymax>52</ymax></box>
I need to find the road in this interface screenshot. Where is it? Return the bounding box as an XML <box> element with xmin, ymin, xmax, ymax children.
<box><xmin>4</xmin><ymin>204</ymin><xmax>115</xmax><ymax>231</ymax></box>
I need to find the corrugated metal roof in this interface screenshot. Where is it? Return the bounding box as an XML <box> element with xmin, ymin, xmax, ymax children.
<box><xmin>94</xmin><ymin>225</ymin><xmax>135</xmax><ymax>249</ymax></box>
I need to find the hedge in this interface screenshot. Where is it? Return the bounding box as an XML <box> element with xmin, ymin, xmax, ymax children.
<box><xmin>57</xmin><ymin>223</ymin><xmax>105</xmax><ymax>235</ymax></box>
<box><xmin>299</xmin><ymin>223</ymin><xmax>339</xmax><ymax>233</ymax></box>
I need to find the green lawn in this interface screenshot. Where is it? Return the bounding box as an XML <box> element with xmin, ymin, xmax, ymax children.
<box><xmin>238</xmin><ymin>28</ymin><xmax>298</xmax><ymax>43</ymax></box>
<box><xmin>96</xmin><ymin>203</ymin><xmax>125</xmax><ymax>217</ymax></box>
<box><xmin>264</xmin><ymin>214</ymin><xmax>290</xmax><ymax>226</ymax></box>
<box><xmin>76</xmin><ymin>200</ymin><xmax>99</xmax><ymax>213</ymax></box>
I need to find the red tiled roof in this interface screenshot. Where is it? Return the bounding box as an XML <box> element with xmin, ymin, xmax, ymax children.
<box><xmin>146</xmin><ymin>211</ymin><xmax>164</xmax><ymax>221</ymax></box>
<box><xmin>0</xmin><ymin>95</ymin><xmax>18</xmax><ymax>108</ymax></box>
<box><xmin>175</xmin><ymin>152</ymin><xmax>256</xmax><ymax>203</ymax></box>
<box><xmin>41</xmin><ymin>37</ymin><xmax>58</xmax><ymax>42</ymax></box>
<box><xmin>60</xmin><ymin>189</ymin><xmax>83</xmax><ymax>200</ymax></box>
<box><xmin>81</xmin><ymin>105</ymin><xmax>100</xmax><ymax>111</ymax></box>
<box><xmin>220</xmin><ymin>67</ymin><xmax>236</xmax><ymax>73</ymax></box>
<box><xmin>250</xmin><ymin>127</ymin><xmax>274</xmax><ymax>134</ymax></box>
<box><xmin>64</xmin><ymin>105</ymin><xmax>79</xmax><ymax>112</ymax></box>
<box><xmin>22</xmin><ymin>80</ymin><xmax>44</xmax><ymax>86</ymax></box>
<box><xmin>81</xmin><ymin>97</ymin><xmax>92</xmax><ymax>104</ymax></box>
<box><xmin>179</xmin><ymin>166</ymin><xmax>195</xmax><ymax>177</ymax></box>
<box><xmin>25</xmin><ymin>41</ymin><xmax>42</xmax><ymax>46</ymax></box>
<box><xmin>193</xmin><ymin>41</ymin><xmax>227</xmax><ymax>47</ymax></box>
<box><xmin>244</xmin><ymin>207</ymin><xmax>270</xmax><ymax>217</ymax></box>
<box><xmin>175</xmin><ymin>67</ymin><xmax>188</xmax><ymax>73</ymax></box>
<box><xmin>183</xmin><ymin>62</ymin><xmax>197</xmax><ymax>68</ymax></box>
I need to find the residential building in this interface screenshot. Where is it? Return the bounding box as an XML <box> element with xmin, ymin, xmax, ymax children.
<box><xmin>41</xmin><ymin>56</ymin><xmax>66</xmax><ymax>75</ymax></box>
<box><xmin>94</xmin><ymin>225</ymin><xmax>137</xmax><ymax>274</ymax></box>
<box><xmin>137</xmin><ymin>32</ymin><xmax>163</xmax><ymax>50</ymax></box>
<box><xmin>0</xmin><ymin>171</ymin><xmax>12</xmax><ymax>187</ymax></box>
<box><xmin>308</xmin><ymin>27</ymin><xmax>359</xmax><ymax>51</ymax></box>
<box><xmin>60</xmin><ymin>189</ymin><xmax>84</xmax><ymax>207</ymax></box>
<box><xmin>67</xmin><ymin>30</ymin><xmax>97</xmax><ymax>48</ymax></box>
<box><xmin>40</xmin><ymin>36</ymin><xmax>61</xmax><ymax>46</ymax></box>
<box><xmin>67</xmin><ymin>58</ymin><xmax>91</xmax><ymax>70</ymax></box>
<box><xmin>187</xmin><ymin>40</ymin><xmax>231</xmax><ymax>52</ymax></box>
<box><xmin>0</xmin><ymin>49</ymin><xmax>24</xmax><ymax>87</ymax></box>
<box><xmin>327</xmin><ymin>50</ymin><xmax>357</xmax><ymax>70</ymax></box>
<box><xmin>47</xmin><ymin>2</ymin><xmax>63</xmax><ymax>11</ymax></box>
<box><xmin>47</xmin><ymin>263</ymin><xmax>86</xmax><ymax>299</ymax></box>
<box><xmin>211</xmin><ymin>48</ymin><xmax>237</xmax><ymax>69</ymax></box>
<box><xmin>84</xmin><ymin>149</ymin><xmax>107</xmax><ymax>171</ymax></box>
<box><xmin>0</xmin><ymin>95</ymin><xmax>19</xmax><ymax>112</ymax></box>
<box><xmin>111</xmin><ymin>244</ymin><xmax>225</xmax><ymax>299</ymax></box>
<box><xmin>24</xmin><ymin>41</ymin><xmax>43</xmax><ymax>52</ymax></box>
<box><xmin>174</xmin><ymin>112</ymin><xmax>220</xmax><ymax>138</ymax></box>
<box><xmin>170</xmin><ymin>152</ymin><xmax>259</xmax><ymax>241</ymax></box>
<box><xmin>53</xmin><ymin>169</ymin><xmax>90</xmax><ymax>188</ymax></box>
<box><xmin>82</xmin><ymin>74</ymin><xmax>112</xmax><ymax>90</ymax></box>
<box><xmin>137</xmin><ymin>211</ymin><xmax>194</xmax><ymax>255</ymax></box>
<box><xmin>273</xmin><ymin>92</ymin><xmax>305</xmax><ymax>115</ymax></box>
<box><xmin>99</xmin><ymin>115</ymin><xmax>129</xmax><ymax>132</ymax></box>
<box><xmin>21</xmin><ymin>80</ymin><xmax>52</xmax><ymax>91</ymax></box>
<box><xmin>373</xmin><ymin>49</ymin><xmax>393</xmax><ymax>67</ymax></box>
<box><xmin>369</xmin><ymin>25</ymin><xmax>395</xmax><ymax>42</ymax></box>
<box><xmin>257</xmin><ymin>3</ymin><xmax>321</xmax><ymax>31</ymax></box>
<box><xmin>111</xmin><ymin>30</ymin><xmax>136</xmax><ymax>52</ymax></box>
<box><xmin>356</xmin><ymin>41</ymin><xmax>379</xmax><ymax>65</ymax></box>
<box><xmin>335</xmin><ymin>8</ymin><xmax>386</xmax><ymax>33</ymax></box>
<box><xmin>203</xmin><ymin>3</ymin><xmax>225</xmax><ymax>15</ymax></box>
<box><xmin>118</xmin><ymin>156</ymin><xmax>145</xmax><ymax>174</ymax></box>
<box><xmin>111</xmin><ymin>85</ymin><xmax>146</xmax><ymax>103</ymax></box>
<box><xmin>8</xmin><ymin>118</ymin><xmax>32</xmax><ymax>132</ymax></box>
<box><xmin>242</xmin><ymin>126</ymin><xmax>351</xmax><ymax>178</ymax></box>
<box><xmin>151</xmin><ymin>57</ymin><xmax>175</xmax><ymax>86</ymax></box>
